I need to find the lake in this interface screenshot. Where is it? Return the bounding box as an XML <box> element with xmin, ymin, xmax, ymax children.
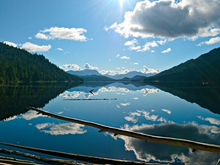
<box><xmin>0</xmin><ymin>82</ymin><xmax>220</xmax><ymax>165</ymax></box>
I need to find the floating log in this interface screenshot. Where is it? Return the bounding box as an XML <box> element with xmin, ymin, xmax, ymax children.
<box><xmin>0</xmin><ymin>148</ymin><xmax>81</xmax><ymax>165</ymax></box>
<box><xmin>27</xmin><ymin>107</ymin><xmax>220</xmax><ymax>154</ymax></box>
<box><xmin>0</xmin><ymin>143</ymin><xmax>162</xmax><ymax>165</ymax></box>
<box><xmin>0</xmin><ymin>155</ymin><xmax>36</xmax><ymax>165</ymax></box>
<box><xmin>64</xmin><ymin>98</ymin><xmax>117</xmax><ymax>101</ymax></box>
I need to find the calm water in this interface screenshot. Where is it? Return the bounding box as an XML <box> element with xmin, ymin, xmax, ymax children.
<box><xmin>0</xmin><ymin>82</ymin><xmax>220</xmax><ymax>165</ymax></box>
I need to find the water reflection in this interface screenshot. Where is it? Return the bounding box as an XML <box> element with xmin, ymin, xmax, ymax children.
<box><xmin>108</xmin><ymin>123</ymin><xmax>220</xmax><ymax>165</ymax></box>
<box><xmin>0</xmin><ymin>83</ymin><xmax>80</xmax><ymax>121</ymax></box>
<box><xmin>35</xmin><ymin>123</ymin><xmax>87</xmax><ymax>135</ymax></box>
<box><xmin>1</xmin><ymin>82</ymin><xmax>220</xmax><ymax>165</ymax></box>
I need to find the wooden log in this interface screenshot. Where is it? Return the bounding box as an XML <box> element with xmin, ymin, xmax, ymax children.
<box><xmin>0</xmin><ymin>156</ymin><xmax>36</xmax><ymax>165</ymax></box>
<box><xmin>64</xmin><ymin>98</ymin><xmax>117</xmax><ymax>101</ymax></box>
<box><xmin>0</xmin><ymin>148</ymin><xmax>81</xmax><ymax>165</ymax></box>
<box><xmin>0</xmin><ymin>143</ymin><xmax>162</xmax><ymax>165</ymax></box>
<box><xmin>27</xmin><ymin>107</ymin><xmax>220</xmax><ymax>154</ymax></box>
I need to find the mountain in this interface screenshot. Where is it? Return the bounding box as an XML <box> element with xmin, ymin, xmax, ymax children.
<box><xmin>144</xmin><ymin>47</ymin><xmax>220</xmax><ymax>84</ymax></box>
<box><xmin>80</xmin><ymin>75</ymin><xmax>115</xmax><ymax>82</ymax></box>
<box><xmin>67</xmin><ymin>69</ymin><xmax>157</xmax><ymax>80</ymax></box>
<box><xmin>104</xmin><ymin>71</ymin><xmax>157</xmax><ymax>80</ymax></box>
<box><xmin>0</xmin><ymin>42</ymin><xmax>83</xmax><ymax>83</ymax></box>
<box><xmin>67</xmin><ymin>69</ymin><xmax>101</xmax><ymax>76</ymax></box>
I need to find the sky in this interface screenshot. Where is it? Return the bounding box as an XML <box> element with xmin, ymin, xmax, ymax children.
<box><xmin>0</xmin><ymin>0</ymin><xmax>220</xmax><ymax>75</ymax></box>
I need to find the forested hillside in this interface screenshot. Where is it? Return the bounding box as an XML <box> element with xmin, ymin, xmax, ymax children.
<box><xmin>0</xmin><ymin>42</ymin><xmax>83</xmax><ymax>83</ymax></box>
<box><xmin>144</xmin><ymin>47</ymin><xmax>220</xmax><ymax>83</ymax></box>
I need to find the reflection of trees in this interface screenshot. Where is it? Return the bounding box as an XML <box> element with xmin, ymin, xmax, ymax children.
<box><xmin>149</xmin><ymin>82</ymin><xmax>220</xmax><ymax>114</ymax></box>
<box><xmin>116</xmin><ymin>123</ymin><xmax>220</xmax><ymax>165</ymax></box>
<box><xmin>0</xmin><ymin>83</ymin><xmax>80</xmax><ymax>121</ymax></box>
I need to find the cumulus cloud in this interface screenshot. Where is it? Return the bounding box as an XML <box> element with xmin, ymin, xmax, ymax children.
<box><xmin>3</xmin><ymin>41</ymin><xmax>17</xmax><ymax>47</ymax></box>
<box><xmin>197</xmin><ymin>37</ymin><xmax>220</xmax><ymax>46</ymax></box>
<box><xmin>161</xmin><ymin>48</ymin><xmax>171</xmax><ymax>53</ymax></box>
<box><xmin>137</xmin><ymin>41</ymin><xmax>158</xmax><ymax>52</ymax></box>
<box><xmin>60</xmin><ymin>64</ymin><xmax>81</xmax><ymax>71</ymax></box>
<box><xmin>120</xmin><ymin>56</ymin><xmax>130</xmax><ymax>60</ymax></box>
<box><xmin>141</xmin><ymin>65</ymin><xmax>159</xmax><ymax>74</ymax></box>
<box><xmin>21</xmin><ymin>42</ymin><xmax>51</xmax><ymax>52</ymax></box>
<box><xmin>157</xmin><ymin>39</ymin><xmax>167</xmax><ymax>45</ymax></box>
<box><xmin>133</xmin><ymin>62</ymin><xmax>138</xmax><ymax>65</ymax></box>
<box><xmin>84</xmin><ymin>63</ymin><xmax>98</xmax><ymax>70</ymax></box>
<box><xmin>105</xmin><ymin>0</ymin><xmax>220</xmax><ymax>39</ymax></box>
<box><xmin>124</xmin><ymin>39</ymin><xmax>141</xmax><ymax>50</ymax></box>
<box><xmin>35</xmin><ymin>27</ymin><xmax>89</xmax><ymax>41</ymax></box>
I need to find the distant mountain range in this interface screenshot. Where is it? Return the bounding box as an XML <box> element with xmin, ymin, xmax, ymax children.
<box><xmin>67</xmin><ymin>69</ymin><xmax>157</xmax><ymax>80</ymax></box>
<box><xmin>144</xmin><ymin>47</ymin><xmax>220</xmax><ymax>84</ymax></box>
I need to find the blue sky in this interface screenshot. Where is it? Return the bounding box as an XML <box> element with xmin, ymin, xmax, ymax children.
<box><xmin>1</xmin><ymin>0</ymin><xmax>220</xmax><ymax>75</ymax></box>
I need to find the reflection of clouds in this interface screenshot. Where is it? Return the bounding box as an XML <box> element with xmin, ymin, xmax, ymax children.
<box><xmin>137</xmin><ymin>110</ymin><xmax>158</xmax><ymax>121</ymax></box>
<box><xmin>133</xmin><ymin>97</ymin><xmax>139</xmax><ymax>100</ymax></box>
<box><xmin>98</xmin><ymin>86</ymin><xmax>159</xmax><ymax>96</ymax></box>
<box><xmin>161</xmin><ymin>109</ymin><xmax>171</xmax><ymax>114</ymax></box>
<box><xmin>35</xmin><ymin>123</ymin><xmax>87</xmax><ymax>135</ymax></box>
<box><xmin>84</xmin><ymin>92</ymin><xmax>98</xmax><ymax>99</ymax></box>
<box><xmin>60</xmin><ymin>92</ymin><xmax>83</xmax><ymax>99</ymax></box>
<box><xmin>22</xmin><ymin>111</ymin><xmax>47</xmax><ymax>120</ymax></box>
<box><xmin>116</xmin><ymin>105</ymin><xmax>120</xmax><ymax>108</ymax></box>
<box><xmin>157</xmin><ymin>117</ymin><xmax>167</xmax><ymax>123</ymax></box>
<box><xmin>4</xmin><ymin>116</ymin><xmax>17</xmax><ymax>121</ymax></box>
<box><xmin>124</xmin><ymin>112</ymin><xmax>141</xmax><ymax>123</ymax></box>
<box><xmin>140</xmin><ymin>88</ymin><xmax>159</xmax><ymax>96</ymax></box>
<box><xmin>120</xmin><ymin>103</ymin><xmax>130</xmax><ymax>106</ymax></box>
<box><xmin>197</xmin><ymin>116</ymin><xmax>220</xmax><ymax>126</ymax></box>
<box><xmin>99</xmin><ymin>87</ymin><xmax>130</xmax><ymax>93</ymax></box>
<box><xmin>112</xmin><ymin>123</ymin><xmax>220</xmax><ymax>165</ymax></box>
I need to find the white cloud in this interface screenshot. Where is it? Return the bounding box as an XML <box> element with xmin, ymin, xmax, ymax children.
<box><xmin>157</xmin><ymin>39</ymin><xmax>167</xmax><ymax>45</ymax></box>
<box><xmin>161</xmin><ymin>48</ymin><xmax>171</xmax><ymax>53</ymax></box>
<box><xmin>141</xmin><ymin>65</ymin><xmax>159</xmax><ymax>74</ymax></box>
<box><xmin>116</xmin><ymin>54</ymin><xmax>120</xmax><ymax>57</ymax></box>
<box><xmin>3</xmin><ymin>41</ymin><xmax>17</xmax><ymax>47</ymax></box>
<box><xmin>36</xmin><ymin>123</ymin><xmax>87</xmax><ymax>135</ymax></box>
<box><xmin>60</xmin><ymin>64</ymin><xmax>81</xmax><ymax>71</ymax></box>
<box><xmin>133</xmin><ymin>63</ymin><xmax>138</xmax><ymax>65</ymax></box>
<box><xmin>151</xmin><ymin>50</ymin><xmax>155</xmax><ymax>52</ymax></box>
<box><xmin>21</xmin><ymin>42</ymin><xmax>51</xmax><ymax>52</ymax></box>
<box><xmin>84</xmin><ymin>63</ymin><xmax>98</xmax><ymax>70</ymax></box>
<box><xmin>205</xmin><ymin>37</ymin><xmax>220</xmax><ymax>45</ymax></box>
<box><xmin>105</xmin><ymin>0</ymin><xmax>220</xmax><ymax>39</ymax></box>
<box><xmin>120</xmin><ymin>56</ymin><xmax>130</xmax><ymax>60</ymax></box>
<box><xmin>124</xmin><ymin>39</ymin><xmax>141</xmax><ymax>50</ymax></box>
<box><xmin>56</xmin><ymin>48</ymin><xmax>63</xmax><ymax>51</ymax></box>
<box><xmin>35</xmin><ymin>27</ymin><xmax>89</xmax><ymax>41</ymax></box>
<box><xmin>137</xmin><ymin>41</ymin><xmax>158</xmax><ymax>52</ymax></box>
<box><xmin>116</xmin><ymin>67</ymin><xmax>120</xmax><ymax>70</ymax></box>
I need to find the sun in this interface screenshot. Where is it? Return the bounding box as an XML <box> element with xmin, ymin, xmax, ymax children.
<box><xmin>119</xmin><ymin>0</ymin><xmax>124</xmax><ymax>7</ymax></box>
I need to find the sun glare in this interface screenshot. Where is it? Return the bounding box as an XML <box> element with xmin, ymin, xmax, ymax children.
<box><xmin>119</xmin><ymin>0</ymin><xmax>124</xmax><ymax>7</ymax></box>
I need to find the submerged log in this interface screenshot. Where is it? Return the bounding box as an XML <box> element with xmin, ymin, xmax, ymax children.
<box><xmin>0</xmin><ymin>143</ymin><xmax>162</xmax><ymax>165</ymax></box>
<box><xmin>27</xmin><ymin>107</ymin><xmax>220</xmax><ymax>154</ymax></box>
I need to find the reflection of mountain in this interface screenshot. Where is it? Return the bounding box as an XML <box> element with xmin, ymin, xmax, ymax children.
<box><xmin>0</xmin><ymin>83</ymin><xmax>80</xmax><ymax>121</ymax></box>
<box><xmin>149</xmin><ymin>82</ymin><xmax>220</xmax><ymax>114</ymax></box>
<box><xmin>114</xmin><ymin>123</ymin><xmax>220</xmax><ymax>165</ymax></box>
<box><xmin>67</xmin><ymin>82</ymin><xmax>158</xmax><ymax>93</ymax></box>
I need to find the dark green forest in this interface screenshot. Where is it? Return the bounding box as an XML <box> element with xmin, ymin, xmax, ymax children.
<box><xmin>144</xmin><ymin>47</ymin><xmax>220</xmax><ymax>83</ymax></box>
<box><xmin>0</xmin><ymin>42</ymin><xmax>83</xmax><ymax>83</ymax></box>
